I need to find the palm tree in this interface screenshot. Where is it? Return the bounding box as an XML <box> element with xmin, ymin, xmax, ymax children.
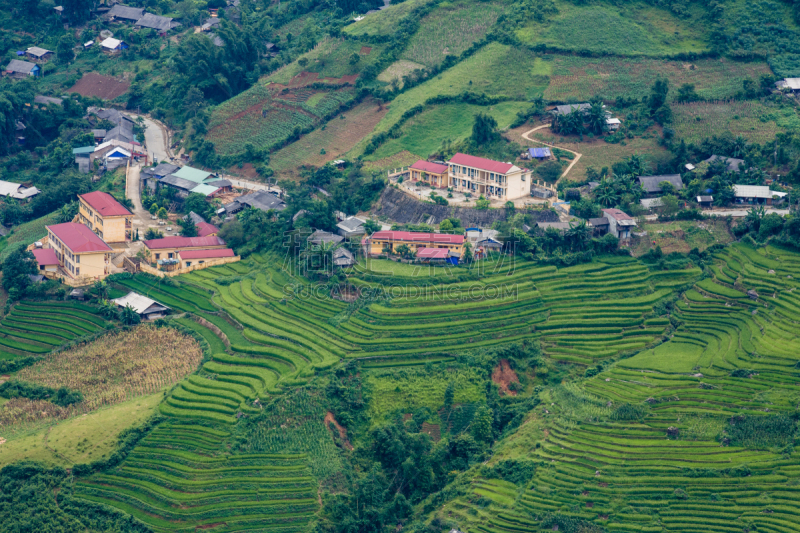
<box><xmin>625</xmin><ymin>154</ymin><xmax>650</xmax><ymax>178</ymax></box>
<box><xmin>745</xmin><ymin>206</ymin><xmax>765</xmax><ymax>232</ymax></box>
<box><xmin>99</xmin><ymin>299</ymin><xmax>118</xmax><ymax>320</ymax></box>
<box><xmin>93</xmin><ymin>280</ymin><xmax>109</xmax><ymax>300</ymax></box>
<box><xmin>595</xmin><ymin>180</ymin><xmax>619</xmax><ymax>207</ymax></box>
<box><xmin>119</xmin><ymin>305</ymin><xmax>141</xmax><ymax>325</ymax></box>
<box><xmin>586</xmin><ymin>100</ymin><xmax>607</xmax><ymax>135</ymax></box>
<box><xmin>733</xmin><ymin>136</ymin><xmax>747</xmax><ymax>158</ymax></box>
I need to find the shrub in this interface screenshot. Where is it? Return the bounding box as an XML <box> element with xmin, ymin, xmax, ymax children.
<box><xmin>723</xmin><ymin>415</ymin><xmax>796</xmax><ymax>448</ymax></box>
<box><xmin>610</xmin><ymin>402</ymin><xmax>649</xmax><ymax>421</ymax></box>
<box><xmin>483</xmin><ymin>459</ymin><xmax>536</xmax><ymax>485</ymax></box>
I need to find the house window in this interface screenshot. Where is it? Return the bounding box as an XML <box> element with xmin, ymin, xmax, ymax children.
<box><xmin>76</xmin><ymin>267</ymin><xmax>80</xmax><ymax>276</ymax></box>
<box><xmin>186</xmin><ymin>262</ymin><xmax>192</xmax><ymax>267</ymax></box>
<box><xmin>155</xmin><ymin>253</ymin><xmax>161</xmax><ymax>260</ymax></box>
<box><xmin>168</xmin><ymin>253</ymin><xmax>173</xmax><ymax>259</ymax></box>
<box><xmin>521</xmin><ymin>174</ymin><xmax>526</xmax><ymax>182</ymax></box>
<box><xmin>75</xmin><ymin>255</ymin><xmax>80</xmax><ymax>263</ymax></box>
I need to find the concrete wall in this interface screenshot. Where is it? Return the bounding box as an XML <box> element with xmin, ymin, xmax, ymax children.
<box><xmin>140</xmin><ymin>255</ymin><xmax>241</xmax><ymax>277</ymax></box>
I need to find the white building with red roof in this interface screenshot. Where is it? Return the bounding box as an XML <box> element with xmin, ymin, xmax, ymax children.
<box><xmin>78</xmin><ymin>191</ymin><xmax>133</xmax><ymax>243</ymax></box>
<box><xmin>177</xmin><ymin>248</ymin><xmax>235</xmax><ymax>268</ymax></box>
<box><xmin>45</xmin><ymin>222</ymin><xmax>113</xmax><ymax>279</ymax></box>
<box><xmin>142</xmin><ymin>235</ymin><xmax>227</xmax><ymax>262</ymax></box>
<box><xmin>447</xmin><ymin>153</ymin><xmax>531</xmax><ymax>201</ymax></box>
<box><xmin>31</xmin><ymin>248</ymin><xmax>59</xmax><ymax>277</ymax></box>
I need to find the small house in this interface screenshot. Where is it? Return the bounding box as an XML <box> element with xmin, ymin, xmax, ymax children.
<box><xmin>696</xmin><ymin>195</ymin><xmax>713</xmax><ymax>208</ymax></box>
<box><xmin>552</xmin><ymin>103</ymin><xmax>591</xmax><ymax>116</ymax></box>
<box><xmin>638</xmin><ymin>175</ymin><xmax>683</xmax><ymax>197</ymax></box>
<box><xmin>704</xmin><ymin>155</ymin><xmax>745</xmax><ymax>173</ymax></box>
<box><xmin>601</xmin><ymin>208</ymin><xmax>636</xmax><ymax>240</ymax></box>
<box><xmin>0</xmin><ymin>180</ymin><xmax>40</xmax><ymax>200</ymax></box>
<box><xmin>34</xmin><ymin>95</ymin><xmax>62</xmax><ymax>107</ymax></box>
<box><xmin>178</xmin><ymin>248</ymin><xmax>235</xmax><ymax>268</ymax></box>
<box><xmin>135</xmin><ymin>13</ymin><xmax>177</xmax><ymax>35</ymax></box>
<box><xmin>143</xmin><ymin>235</ymin><xmax>227</xmax><ymax>262</ymax></box>
<box><xmin>332</xmin><ymin>247</ymin><xmax>355</xmax><ymax>268</ymax></box>
<box><xmin>308</xmin><ymin>230</ymin><xmax>344</xmax><ymax>248</ymax></box>
<box><xmin>25</xmin><ymin>47</ymin><xmax>52</xmax><ymax>62</ymax></box>
<box><xmin>100</xmin><ymin>37</ymin><xmax>128</xmax><ymax>53</ymax></box>
<box><xmin>776</xmin><ymin>78</ymin><xmax>800</xmax><ymax>94</ymax></box>
<box><xmin>201</xmin><ymin>17</ymin><xmax>221</xmax><ymax>31</ymax></box>
<box><xmin>72</xmin><ymin>146</ymin><xmax>95</xmax><ymax>173</ymax></box>
<box><xmin>336</xmin><ymin>216</ymin><xmax>366</xmax><ymax>239</ymax></box>
<box><xmin>606</xmin><ymin>117</ymin><xmax>621</xmax><ymax>131</ymax></box>
<box><xmin>528</xmin><ymin>147</ymin><xmax>552</xmax><ymax>160</ymax></box>
<box><xmin>536</xmin><ymin>221</ymin><xmax>572</xmax><ymax>233</ymax></box>
<box><xmin>733</xmin><ymin>185</ymin><xmax>774</xmax><ymax>206</ymax></box>
<box><xmin>32</xmin><ymin>248</ymin><xmax>59</xmax><ymax>277</ymax></box>
<box><xmin>589</xmin><ymin>217</ymin><xmax>609</xmax><ymax>236</ymax></box>
<box><xmin>416</xmin><ymin>247</ymin><xmax>450</xmax><ymax>264</ymax></box>
<box><xmin>409</xmin><ymin>160</ymin><xmax>449</xmax><ymax>188</ymax></box>
<box><xmin>5</xmin><ymin>59</ymin><xmax>40</xmax><ymax>78</ymax></box>
<box><xmin>112</xmin><ymin>291</ymin><xmax>170</xmax><ymax>320</ymax></box>
<box><xmin>84</xmin><ymin>40</ymin><xmax>95</xmax><ymax>49</ymax></box>
<box><xmin>107</xmin><ymin>4</ymin><xmax>145</xmax><ymax>21</ymax></box>
<box><xmin>197</xmin><ymin>221</ymin><xmax>219</xmax><ymax>237</ymax></box>
<box><xmin>640</xmin><ymin>197</ymin><xmax>664</xmax><ymax>211</ymax></box>
<box><xmin>222</xmin><ymin>190</ymin><xmax>286</xmax><ymax>215</ymax></box>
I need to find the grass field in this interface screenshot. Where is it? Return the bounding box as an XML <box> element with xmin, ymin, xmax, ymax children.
<box><xmin>631</xmin><ymin>219</ymin><xmax>734</xmax><ymax>256</ymax></box>
<box><xmin>349</xmin><ymin>42</ymin><xmax>544</xmax><ymax>157</ymax></box>
<box><xmin>344</xmin><ymin>0</ymin><xmax>434</xmax><ymax>37</ymax></box>
<box><xmin>0</xmin><ymin>211</ymin><xmax>60</xmax><ymax>262</ymax></box>
<box><xmin>516</xmin><ymin>0</ymin><xmax>709</xmax><ymax>56</ymax></box>
<box><xmin>265</xmin><ymin>37</ymin><xmax>384</xmax><ymax>84</ymax></box>
<box><xmin>401</xmin><ymin>1</ymin><xmax>505</xmax><ymax>67</ymax></box>
<box><xmin>672</xmin><ymin>100</ymin><xmax>800</xmax><ymax>144</ymax></box>
<box><xmin>271</xmin><ymin>99</ymin><xmax>388</xmax><ymax>176</ymax></box>
<box><xmin>366</xmin><ymin>101</ymin><xmax>528</xmax><ymax>161</ymax></box>
<box><xmin>0</xmin><ymin>393</ymin><xmax>162</xmax><ymax>467</ymax></box>
<box><xmin>543</xmin><ymin>56</ymin><xmax>773</xmax><ymax>102</ymax></box>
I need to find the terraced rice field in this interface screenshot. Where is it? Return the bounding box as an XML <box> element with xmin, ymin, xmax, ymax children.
<box><xmin>438</xmin><ymin>243</ymin><xmax>800</xmax><ymax>533</ymax></box>
<box><xmin>59</xmin><ymin>243</ymin><xmax>800</xmax><ymax>533</ymax></box>
<box><xmin>0</xmin><ymin>300</ymin><xmax>109</xmax><ymax>361</ymax></box>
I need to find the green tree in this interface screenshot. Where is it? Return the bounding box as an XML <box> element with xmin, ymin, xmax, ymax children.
<box><xmin>363</xmin><ymin>219</ymin><xmax>381</xmax><ymax>235</ymax></box>
<box><xmin>471</xmin><ymin>113</ymin><xmax>499</xmax><ymax>146</ymax></box>
<box><xmin>475</xmin><ymin>195</ymin><xmax>490</xmax><ymax>210</ymax></box>
<box><xmin>439</xmin><ymin>219</ymin><xmax>454</xmax><ymax>232</ymax></box>
<box><xmin>92</xmin><ymin>280</ymin><xmax>109</xmax><ymax>300</ymax></box>
<box><xmin>536</xmin><ymin>161</ymin><xmax>562</xmax><ymax>182</ymax></box>
<box><xmin>1</xmin><ymin>245</ymin><xmax>37</xmax><ymax>300</ymax></box>
<box><xmin>661</xmin><ymin>194</ymin><xmax>680</xmax><ymax>217</ymax></box>
<box><xmin>119</xmin><ymin>305</ymin><xmax>141</xmax><ymax>326</ymax></box>
<box><xmin>471</xmin><ymin>404</ymin><xmax>494</xmax><ymax>443</ymax></box>
<box><xmin>349</xmin><ymin>53</ymin><xmax>360</xmax><ymax>65</ymax></box>
<box><xmin>149</xmin><ymin>202</ymin><xmax>159</xmax><ymax>215</ymax></box>
<box><xmin>586</xmin><ymin>99</ymin><xmax>607</xmax><ymax>135</ymax></box>
<box><xmin>157</xmin><ymin>207</ymin><xmax>168</xmax><ymax>220</ymax></box>
<box><xmin>444</xmin><ymin>381</ymin><xmax>454</xmax><ymax>409</ymax></box>
<box><xmin>179</xmin><ymin>217</ymin><xmax>198</xmax><ymax>237</ymax></box>
<box><xmin>395</xmin><ymin>244</ymin><xmax>412</xmax><ymax>258</ymax></box>
<box><xmin>56</xmin><ymin>35</ymin><xmax>75</xmax><ymax>64</ymax></box>
<box><xmin>99</xmin><ymin>299</ymin><xmax>118</xmax><ymax>320</ymax></box>
<box><xmin>144</xmin><ymin>228</ymin><xmax>163</xmax><ymax>240</ymax></box>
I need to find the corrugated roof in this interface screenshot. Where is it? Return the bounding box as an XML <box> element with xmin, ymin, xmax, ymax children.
<box><xmin>108</xmin><ymin>4</ymin><xmax>144</xmax><ymax>19</ymax></box>
<box><xmin>173</xmin><ymin>166</ymin><xmax>212</xmax><ymax>184</ymax></box>
<box><xmin>640</xmin><ymin>198</ymin><xmax>664</xmax><ymax>209</ymax></box>
<box><xmin>697</xmin><ymin>195</ymin><xmax>713</xmax><ymax>202</ymax></box>
<box><xmin>72</xmin><ymin>146</ymin><xmax>95</xmax><ymax>155</ymax></box>
<box><xmin>144</xmin><ymin>235</ymin><xmax>226</xmax><ymax>250</ymax></box>
<box><xmin>6</xmin><ymin>59</ymin><xmax>37</xmax><ymax>73</ymax></box>
<box><xmin>161</xmin><ymin>174</ymin><xmax>197</xmax><ymax>191</ymax></box>
<box><xmin>528</xmin><ymin>147</ymin><xmax>551</xmax><ymax>158</ymax></box>
<box><xmin>704</xmin><ymin>155</ymin><xmax>745</xmax><ymax>172</ymax></box>
<box><xmin>179</xmin><ymin>248</ymin><xmax>235</xmax><ymax>259</ymax></box>
<box><xmin>135</xmin><ymin>13</ymin><xmax>173</xmax><ymax>31</ymax></box>
<box><xmin>638</xmin><ymin>174</ymin><xmax>684</xmax><ymax>193</ymax></box>
<box><xmin>32</xmin><ymin>248</ymin><xmax>59</xmax><ymax>266</ymax></box>
<box><xmin>100</xmin><ymin>37</ymin><xmax>122</xmax><ymax>49</ymax></box>
<box><xmin>47</xmin><ymin>222</ymin><xmax>113</xmax><ymax>253</ymax></box>
<box><xmin>190</xmin><ymin>183</ymin><xmax>220</xmax><ymax>196</ymax></box>
<box><xmin>416</xmin><ymin>247</ymin><xmax>449</xmax><ymax>259</ymax></box>
<box><xmin>336</xmin><ymin>216</ymin><xmax>365</xmax><ymax>232</ymax></box>
<box><xmin>308</xmin><ymin>230</ymin><xmax>344</xmax><ymax>246</ymax></box>
<box><xmin>733</xmin><ymin>185</ymin><xmax>772</xmax><ymax>199</ymax></box>
<box><xmin>196</xmin><ymin>222</ymin><xmax>219</xmax><ymax>237</ymax></box>
<box><xmin>410</xmin><ymin>160</ymin><xmax>449</xmax><ymax>174</ymax></box>
<box><xmin>34</xmin><ymin>95</ymin><xmax>62</xmax><ymax>105</ymax></box>
<box><xmin>370</xmin><ymin>231</ymin><xmax>465</xmax><ymax>244</ymax></box>
<box><xmin>79</xmin><ymin>191</ymin><xmax>132</xmax><ymax>217</ymax></box>
<box><xmin>26</xmin><ymin>47</ymin><xmax>51</xmax><ymax>57</ymax></box>
<box><xmin>112</xmin><ymin>291</ymin><xmax>169</xmax><ymax>314</ymax></box>
<box><xmin>602</xmin><ymin>208</ymin><xmax>634</xmax><ymax>221</ymax></box>
<box><xmin>554</xmin><ymin>103</ymin><xmax>591</xmax><ymax>115</ymax></box>
<box><xmin>448</xmin><ymin>153</ymin><xmax>517</xmax><ymax>174</ymax></box>
<box><xmin>148</xmin><ymin>162</ymin><xmax>180</xmax><ymax>176</ymax></box>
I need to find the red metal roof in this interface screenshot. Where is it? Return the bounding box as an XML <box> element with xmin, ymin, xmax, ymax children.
<box><xmin>179</xmin><ymin>248</ymin><xmax>235</xmax><ymax>259</ymax></box>
<box><xmin>410</xmin><ymin>160</ymin><xmax>449</xmax><ymax>174</ymax></box>
<box><xmin>47</xmin><ymin>223</ymin><xmax>113</xmax><ymax>253</ymax></box>
<box><xmin>602</xmin><ymin>208</ymin><xmax>633</xmax><ymax>221</ymax></box>
<box><xmin>416</xmin><ymin>247</ymin><xmax>449</xmax><ymax>259</ymax></box>
<box><xmin>370</xmin><ymin>231</ymin><xmax>465</xmax><ymax>245</ymax></box>
<box><xmin>448</xmin><ymin>153</ymin><xmax>515</xmax><ymax>174</ymax></box>
<box><xmin>79</xmin><ymin>191</ymin><xmax>132</xmax><ymax>217</ymax></box>
<box><xmin>143</xmin><ymin>235</ymin><xmax>226</xmax><ymax>250</ymax></box>
<box><xmin>196</xmin><ymin>221</ymin><xmax>219</xmax><ymax>237</ymax></box>
<box><xmin>32</xmin><ymin>248</ymin><xmax>59</xmax><ymax>265</ymax></box>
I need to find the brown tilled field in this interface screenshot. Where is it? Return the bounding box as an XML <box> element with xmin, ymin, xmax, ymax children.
<box><xmin>68</xmin><ymin>72</ymin><xmax>130</xmax><ymax>100</ymax></box>
<box><xmin>270</xmin><ymin>99</ymin><xmax>388</xmax><ymax>177</ymax></box>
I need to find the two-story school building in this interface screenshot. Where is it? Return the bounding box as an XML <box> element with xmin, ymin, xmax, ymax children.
<box><xmin>45</xmin><ymin>222</ymin><xmax>114</xmax><ymax>279</ymax></box>
<box><xmin>78</xmin><ymin>191</ymin><xmax>134</xmax><ymax>243</ymax></box>
<box><xmin>446</xmin><ymin>153</ymin><xmax>531</xmax><ymax>201</ymax></box>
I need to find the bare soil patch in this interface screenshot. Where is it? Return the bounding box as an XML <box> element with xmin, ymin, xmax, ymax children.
<box><xmin>421</xmin><ymin>422</ymin><xmax>441</xmax><ymax>441</ymax></box>
<box><xmin>492</xmin><ymin>359</ymin><xmax>520</xmax><ymax>396</ymax></box>
<box><xmin>324</xmin><ymin>411</ymin><xmax>353</xmax><ymax>450</ymax></box>
<box><xmin>377</xmin><ymin>60</ymin><xmax>425</xmax><ymax>87</ymax></box>
<box><xmin>360</xmin><ymin>46</ymin><xmax>372</xmax><ymax>55</ymax></box>
<box><xmin>68</xmin><ymin>72</ymin><xmax>130</xmax><ymax>100</ymax></box>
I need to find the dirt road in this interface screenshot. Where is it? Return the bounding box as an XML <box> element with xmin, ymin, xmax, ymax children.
<box><xmin>521</xmin><ymin>124</ymin><xmax>582</xmax><ymax>181</ymax></box>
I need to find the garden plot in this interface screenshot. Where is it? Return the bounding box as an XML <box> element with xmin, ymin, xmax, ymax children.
<box><xmin>672</xmin><ymin>100</ymin><xmax>800</xmax><ymax>145</ymax></box>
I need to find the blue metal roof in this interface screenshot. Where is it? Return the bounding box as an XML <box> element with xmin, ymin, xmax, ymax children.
<box><xmin>529</xmin><ymin>147</ymin><xmax>552</xmax><ymax>158</ymax></box>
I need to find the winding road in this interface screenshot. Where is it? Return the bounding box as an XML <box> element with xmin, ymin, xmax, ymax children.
<box><xmin>521</xmin><ymin>124</ymin><xmax>582</xmax><ymax>182</ymax></box>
